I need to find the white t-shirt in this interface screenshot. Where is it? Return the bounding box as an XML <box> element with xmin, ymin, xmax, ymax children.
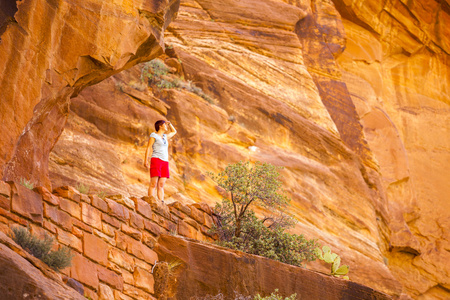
<box><xmin>150</xmin><ymin>132</ymin><xmax>169</xmax><ymax>162</ymax></box>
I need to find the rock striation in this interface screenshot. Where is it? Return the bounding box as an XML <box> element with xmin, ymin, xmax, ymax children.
<box><xmin>0</xmin><ymin>0</ymin><xmax>449</xmax><ymax>299</ymax></box>
<box><xmin>48</xmin><ymin>0</ymin><xmax>449</xmax><ymax>298</ymax></box>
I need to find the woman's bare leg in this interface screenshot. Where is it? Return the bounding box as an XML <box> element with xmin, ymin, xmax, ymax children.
<box><xmin>157</xmin><ymin>177</ymin><xmax>167</xmax><ymax>202</ymax></box>
<box><xmin>148</xmin><ymin>176</ymin><xmax>158</xmax><ymax>198</ymax></box>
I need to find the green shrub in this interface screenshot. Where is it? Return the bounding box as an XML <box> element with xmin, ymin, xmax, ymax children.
<box><xmin>191</xmin><ymin>290</ymin><xmax>296</xmax><ymax>300</ymax></box>
<box><xmin>20</xmin><ymin>178</ymin><xmax>34</xmax><ymax>189</ymax></box>
<box><xmin>141</xmin><ymin>59</ymin><xmax>170</xmax><ymax>83</ymax></box>
<box><xmin>76</xmin><ymin>183</ymin><xmax>90</xmax><ymax>194</ymax></box>
<box><xmin>11</xmin><ymin>226</ymin><xmax>73</xmax><ymax>271</ymax></box>
<box><xmin>209</xmin><ymin>161</ymin><xmax>290</xmax><ymax>238</ymax></box>
<box><xmin>254</xmin><ymin>289</ymin><xmax>296</xmax><ymax>300</ymax></box>
<box><xmin>212</xmin><ymin>201</ymin><xmax>317</xmax><ymax>267</ymax></box>
<box><xmin>140</xmin><ymin>59</ymin><xmax>215</xmax><ymax>103</ymax></box>
<box><xmin>209</xmin><ymin>162</ymin><xmax>318</xmax><ymax>267</ymax></box>
<box><xmin>97</xmin><ymin>191</ymin><xmax>107</xmax><ymax>199</ymax></box>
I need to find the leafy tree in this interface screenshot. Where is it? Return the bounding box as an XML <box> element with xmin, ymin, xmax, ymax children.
<box><xmin>209</xmin><ymin>161</ymin><xmax>318</xmax><ymax>267</ymax></box>
<box><xmin>209</xmin><ymin>161</ymin><xmax>289</xmax><ymax>238</ymax></box>
<box><xmin>212</xmin><ymin>201</ymin><xmax>317</xmax><ymax>267</ymax></box>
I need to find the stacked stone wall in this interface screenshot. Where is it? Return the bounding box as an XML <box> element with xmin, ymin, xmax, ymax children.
<box><xmin>0</xmin><ymin>180</ymin><xmax>216</xmax><ymax>300</ymax></box>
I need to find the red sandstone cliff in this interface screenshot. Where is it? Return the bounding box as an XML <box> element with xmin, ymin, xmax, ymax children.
<box><xmin>1</xmin><ymin>0</ymin><xmax>449</xmax><ymax>299</ymax></box>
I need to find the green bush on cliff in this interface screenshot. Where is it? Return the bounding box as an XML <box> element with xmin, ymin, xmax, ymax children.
<box><xmin>11</xmin><ymin>226</ymin><xmax>73</xmax><ymax>271</ymax></box>
<box><xmin>209</xmin><ymin>161</ymin><xmax>318</xmax><ymax>267</ymax></box>
<box><xmin>139</xmin><ymin>58</ymin><xmax>215</xmax><ymax>103</ymax></box>
<box><xmin>254</xmin><ymin>289</ymin><xmax>297</xmax><ymax>300</ymax></box>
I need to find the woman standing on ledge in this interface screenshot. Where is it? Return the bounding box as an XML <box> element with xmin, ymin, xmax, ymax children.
<box><xmin>144</xmin><ymin>120</ymin><xmax>177</xmax><ymax>202</ymax></box>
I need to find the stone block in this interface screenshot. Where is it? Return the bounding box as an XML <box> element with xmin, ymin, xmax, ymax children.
<box><xmin>11</xmin><ymin>183</ymin><xmax>43</xmax><ymax>224</ymax></box>
<box><xmin>105</xmin><ymin>199</ymin><xmax>130</xmax><ymax>222</ymax></box>
<box><xmin>107</xmin><ymin>194</ymin><xmax>134</xmax><ymax>208</ymax></box>
<box><xmin>53</xmin><ymin>186</ymin><xmax>81</xmax><ymax>202</ymax></box>
<box><xmin>80</xmin><ymin>194</ymin><xmax>90</xmax><ymax>203</ymax></box>
<box><xmin>204</xmin><ymin>214</ymin><xmax>214</xmax><ymax>228</ymax></box>
<box><xmin>127</xmin><ymin>239</ymin><xmax>158</xmax><ymax>264</ymax></box>
<box><xmin>90</xmin><ymin>195</ymin><xmax>108</xmax><ymax>212</ymax></box>
<box><xmin>57</xmin><ymin>227</ymin><xmax>82</xmax><ymax>252</ymax></box>
<box><xmin>0</xmin><ymin>181</ymin><xmax>10</xmax><ymax>198</ymax></box>
<box><xmin>94</xmin><ymin>229</ymin><xmax>116</xmax><ymax>246</ymax></box>
<box><xmin>192</xmin><ymin>202</ymin><xmax>212</xmax><ymax>215</ymax></box>
<box><xmin>72</xmin><ymin>218</ymin><xmax>94</xmax><ymax>234</ymax></box>
<box><xmin>102</xmin><ymin>223</ymin><xmax>116</xmax><ymax>237</ymax></box>
<box><xmin>171</xmin><ymin>201</ymin><xmax>191</xmax><ymax>215</ymax></box>
<box><xmin>169</xmin><ymin>205</ymin><xmax>185</xmax><ymax>220</ymax></box>
<box><xmin>121</xmin><ymin>268</ymin><xmax>134</xmax><ymax>284</ymax></box>
<box><xmin>59</xmin><ymin>198</ymin><xmax>81</xmax><ymax>219</ymax></box>
<box><xmin>167</xmin><ymin>221</ymin><xmax>177</xmax><ymax>233</ymax></box>
<box><xmin>81</xmin><ymin>202</ymin><xmax>102</xmax><ymax>230</ymax></box>
<box><xmin>97</xmin><ymin>265</ymin><xmax>124</xmax><ymax>290</ymax></box>
<box><xmin>102</xmin><ymin>213</ymin><xmax>121</xmax><ymax>228</ymax></box>
<box><xmin>44</xmin><ymin>204</ymin><xmax>72</xmax><ymax>231</ymax></box>
<box><xmin>142</xmin><ymin>231</ymin><xmax>157</xmax><ymax>249</ymax></box>
<box><xmin>121</xmin><ymin>224</ymin><xmax>142</xmax><ymax>241</ymax></box>
<box><xmin>136</xmin><ymin>199</ymin><xmax>153</xmax><ymax>219</ymax></box>
<box><xmin>43</xmin><ymin>220</ymin><xmax>57</xmax><ymax>234</ymax></box>
<box><xmin>98</xmin><ymin>283</ymin><xmax>114</xmax><ymax>300</ymax></box>
<box><xmin>115</xmin><ymin>231</ymin><xmax>134</xmax><ymax>251</ymax></box>
<box><xmin>114</xmin><ymin>290</ymin><xmax>134</xmax><ymax>300</ymax></box>
<box><xmin>63</xmin><ymin>277</ymin><xmax>84</xmax><ymax>296</ymax></box>
<box><xmin>134</xmin><ymin>267</ymin><xmax>155</xmax><ymax>294</ymax></box>
<box><xmin>134</xmin><ymin>259</ymin><xmax>152</xmax><ymax>271</ymax></box>
<box><xmin>34</xmin><ymin>186</ymin><xmax>60</xmax><ymax>206</ymax></box>
<box><xmin>144</xmin><ymin>220</ymin><xmax>162</xmax><ymax>236</ymax></box>
<box><xmin>190</xmin><ymin>206</ymin><xmax>205</xmax><ymax>224</ymax></box>
<box><xmin>185</xmin><ymin>218</ymin><xmax>199</xmax><ymax>230</ymax></box>
<box><xmin>178</xmin><ymin>220</ymin><xmax>198</xmax><ymax>239</ymax></box>
<box><xmin>0</xmin><ymin>207</ymin><xmax>28</xmax><ymax>226</ymax></box>
<box><xmin>130</xmin><ymin>211</ymin><xmax>144</xmax><ymax>230</ymax></box>
<box><xmin>108</xmin><ymin>248</ymin><xmax>135</xmax><ymax>272</ymax></box>
<box><xmin>72</xmin><ymin>226</ymin><xmax>83</xmax><ymax>238</ymax></box>
<box><xmin>70</xmin><ymin>253</ymin><xmax>99</xmax><ymax>289</ymax></box>
<box><xmin>84</xmin><ymin>287</ymin><xmax>98</xmax><ymax>300</ymax></box>
<box><xmin>84</xmin><ymin>232</ymin><xmax>109</xmax><ymax>265</ymax></box>
<box><xmin>123</xmin><ymin>284</ymin><xmax>154</xmax><ymax>300</ymax></box>
<box><xmin>0</xmin><ymin>195</ymin><xmax>10</xmax><ymax>210</ymax></box>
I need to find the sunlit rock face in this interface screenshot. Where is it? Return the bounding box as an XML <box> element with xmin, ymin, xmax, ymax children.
<box><xmin>48</xmin><ymin>0</ymin><xmax>449</xmax><ymax>299</ymax></box>
<box><xmin>0</xmin><ymin>0</ymin><xmax>180</xmax><ymax>189</ymax></box>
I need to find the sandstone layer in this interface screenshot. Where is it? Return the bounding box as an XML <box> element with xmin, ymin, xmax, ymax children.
<box><xmin>0</xmin><ymin>0</ymin><xmax>180</xmax><ymax>189</ymax></box>
<box><xmin>0</xmin><ymin>0</ymin><xmax>448</xmax><ymax>299</ymax></box>
<box><xmin>47</xmin><ymin>0</ymin><xmax>449</xmax><ymax>299</ymax></box>
<box><xmin>156</xmin><ymin>234</ymin><xmax>392</xmax><ymax>299</ymax></box>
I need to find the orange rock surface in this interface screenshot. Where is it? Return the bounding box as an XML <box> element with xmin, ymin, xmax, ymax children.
<box><xmin>1</xmin><ymin>0</ymin><xmax>449</xmax><ymax>299</ymax></box>
<box><xmin>0</xmin><ymin>0</ymin><xmax>179</xmax><ymax>189</ymax></box>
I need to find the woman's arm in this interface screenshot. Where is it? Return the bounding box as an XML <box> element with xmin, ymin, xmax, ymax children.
<box><xmin>166</xmin><ymin>121</ymin><xmax>177</xmax><ymax>139</ymax></box>
<box><xmin>144</xmin><ymin>137</ymin><xmax>155</xmax><ymax>168</ymax></box>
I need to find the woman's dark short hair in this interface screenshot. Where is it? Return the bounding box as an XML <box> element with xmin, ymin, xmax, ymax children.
<box><xmin>155</xmin><ymin>120</ymin><xmax>166</xmax><ymax>131</ymax></box>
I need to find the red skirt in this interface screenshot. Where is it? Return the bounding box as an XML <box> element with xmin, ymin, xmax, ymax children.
<box><xmin>150</xmin><ymin>157</ymin><xmax>170</xmax><ymax>178</ymax></box>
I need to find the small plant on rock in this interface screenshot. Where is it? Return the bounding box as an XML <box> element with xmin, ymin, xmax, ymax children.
<box><xmin>314</xmin><ymin>245</ymin><xmax>349</xmax><ymax>279</ymax></box>
<box><xmin>254</xmin><ymin>289</ymin><xmax>296</xmax><ymax>300</ymax></box>
<box><xmin>20</xmin><ymin>178</ymin><xmax>34</xmax><ymax>189</ymax></box>
<box><xmin>139</xmin><ymin>58</ymin><xmax>215</xmax><ymax>103</ymax></box>
<box><xmin>11</xmin><ymin>226</ymin><xmax>73</xmax><ymax>271</ymax></box>
<box><xmin>76</xmin><ymin>183</ymin><xmax>90</xmax><ymax>194</ymax></box>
